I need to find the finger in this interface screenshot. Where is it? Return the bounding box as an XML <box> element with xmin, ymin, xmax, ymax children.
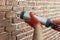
<box><xmin>52</xmin><ymin>19</ymin><xmax>60</xmax><ymax>25</ymax></box>
<box><xmin>30</xmin><ymin>12</ymin><xmax>36</xmax><ymax>20</ymax></box>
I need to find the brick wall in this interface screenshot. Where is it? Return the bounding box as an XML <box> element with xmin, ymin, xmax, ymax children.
<box><xmin>0</xmin><ymin>0</ymin><xmax>60</xmax><ymax>40</ymax></box>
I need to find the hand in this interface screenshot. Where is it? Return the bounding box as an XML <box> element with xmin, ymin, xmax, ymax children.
<box><xmin>25</xmin><ymin>12</ymin><xmax>41</xmax><ymax>27</ymax></box>
<box><xmin>52</xmin><ymin>19</ymin><xmax>60</xmax><ymax>25</ymax></box>
<box><xmin>51</xmin><ymin>27</ymin><xmax>60</xmax><ymax>32</ymax></box>
<box><xmin>51</xmin><ymin>19</ymin><xmax>60</xmax><ymax>31</ymax></box>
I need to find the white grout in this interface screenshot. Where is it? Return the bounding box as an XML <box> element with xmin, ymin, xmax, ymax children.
<box><xmin>44</xmin><ymin>31</ymin><xmax>57</xmax><ymax>39</ymax></box>
<box><xmin>47</xmin><ymin>32</ymin><xmax>59</xmax><ymax>40</ymax></box>
<box><xmin>20</xmin><ymin>34</ymin><xmax>33</xmax><ymax>40</ymax></box>
<box><xmin>17</xmin><ymin>29</ymin><xmax>34</xmax><ymax>36</ymax></box>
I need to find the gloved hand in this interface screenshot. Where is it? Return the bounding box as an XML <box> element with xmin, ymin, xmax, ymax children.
<box><xmin>52</xmin><ymin>19</ymin><xmax>60</xmax><ymax>25</ymax></box>
<box><xmin>51</xmin><ymin>19</ymin><xmax>60</xmax><ymax>32</ymax></box>
<box><xmin>51</xmin><ymin>27</ymin><xmax>60</xmax><ymax>32</ymax></box>
<box><xmin>25</xmin><ymin>12</ymin><xmax>41</xmax><ymax>27</ymax></box>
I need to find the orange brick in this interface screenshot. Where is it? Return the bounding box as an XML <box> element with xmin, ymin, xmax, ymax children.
<box><xmin>0</xmin><ymin>32</ymin><xmax>8</xmax><ymax>40</ymax></box>
<box><xmin>13</xmin><ymin>6</ymin><xmax>23</xmax><ymax>11</ymax></box>
<box><xmin>5</xmin><ymin>12</ymin><xmax>17</xmax><ymax>18</ymax></box>
<box><xmin>12</xmin><ymin>36</ymin><xmax>16</xmax><ymax>40</ymax></box>
<box><xmin>0</xmin><ymin>18</ymin><xmax>11</xmax><ymax>27</ymax></box>
<box><xmin>4</xmin><ymin>18</ymin><xmax>12</xmax><ymax>25</ymax></box>
<box><xmin>0</xmin><ymin>12</ymin><xmax>5</xmax><ymax>19</ymax></box>
<box><xmin>0</xmin><ymin>0</ymin><xmax>5</xmax><ymax>6</ymax></box>
<box><xmin>23</xmin><ymin>36</ymin><xmax>33</xmax><ymax>40</ymax></box>
<box><xmin>19</xmin><ymin>1</ymin><xmax>28</xmax><ymax>6</ymax></box>
<box><xmin>17</xmin><ymin>33</ymin><xmax>26</xmax><ymax>40</ymax></box>
<box><xmin>11</xmin><ymin>29</ymin><xmax>21</xmax><ymax>36</ymax></box>
<box><xmin>8</xmin><ymin>35</ymin><xmax>16</xmax><ymax>40</ymax></box>
<box><xmin>18</xmin><ymin>23</ymin><xmax>26</xmax><ymax>29</ymax></box>
<box><xmin>6</xmin><ymin>0</ymin><xmax>18</xmax><ymax>6</ymax></box>
<box><xmin>7</xmin><ymin>33</ymin><xmax>12</xmax><ymax>40</ymax></box>
<box><xmin>28</xmin><ymin>1</ymin><xmax>36</xmax><ymax>6</ymax></box>
<box><xmin>17</xmin><ymin>30</ymin><xmax>33</xmax><ymax>40</ymax></box>
<box><xmin>31</xmin><ymin>7</ymin><xmax>40</xmax><ymax>10</ymax></box>
<box><xmin>36</xmin><ymin>2</ymin><xmax>48</xmax><ymax>6</ymax></box>
<box><xmin>0</xmin><ymin>6</ymin><xmax>12</xmax><ymax>12</ymax></box>
<box><xmin>5</xmin><ymin>25</ymin><xmax>18</xmax><ymax>32</ymax></box>
<box><xmin>12</xmin><ymin>17</ymin><xmax>21</xmax><ymax>23</ymax></box>
<box><xmin>23</xmin><ymin>7</ymin><xmax>32</xmax><ymax>11</ymax></box>
<box><xmin>23</xmin><ymin>27</ymin><xmax>32</xmax><ymax>32</ymax></box>
<box><xmin>0</xmin><ymin>27</ymin><xmax>4</xmax><ymax>33</ymax></box>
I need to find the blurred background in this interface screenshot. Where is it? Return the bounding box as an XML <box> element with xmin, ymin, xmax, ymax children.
<box><xmin>0</xmin><ymin>0</ymin><xmax>60</xmax><ymax>40</ymax></box>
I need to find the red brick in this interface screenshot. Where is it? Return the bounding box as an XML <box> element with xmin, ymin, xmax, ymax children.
<box><xmin>13</xmin><ymin>6</ymin><xmax>23</xmax><ymax>11</ymax></box>
<box><xmin>23</xmin><ymin>36</ymin><xmax>33</xmax><ymax>40</ymax></box>
<box><xmin>17</xmin><ymin>30</ymin><xmax>33</xmax><ymax>40</ymax></box>
<box><xmin>26</xmin><ymin>30</ymin><xmax>34</xmax><ymax>36</ymax></box>
<box><xmin>17</xmin><ymin>33</ymin><xmax>26</xmax><ymax>40</ymax></box>
<box><xmin>22</xmin><ymin>27</ymin><xmax>32</xmax><ymax>32</ymax></box>
<box><xmin>23</xmin><ymin>7</ymin><xmax>32</xmax><ymax>11</ymax></box>
<box><xmin>8</xmin><ymin>35</ymin><xmax>16</xmax><ymax>40</ymax></box>
<box><xmin>0</xmin><ymin>32</ymin><xmax>8</xmax><ymax>40</ymax></box>
<box><xmin>36</xmin><ymin>2</ymin><xmax>48</xmax><ymax>6</ymax></box>
<box><xmin>4</xmin><ymin>18</ymin><xmax>12</xmax><ymax>25</ymax></box>
<box><xmin>8</xmin><ymin>32</ymin><xmax>16</xmax><ymax>40</ymax></box>
<box><xmin>7</xmin><ymin>32</ymin><xmax>12</xmax><ymax>40</ymax></box>
<box><xmin>5</xmin><ymin>25</ymin><xmax>18</xmax><ymax>32</ymax></box>
<box><xmin>19</xmin><ymin>1</ymin><xmax>28</xmax><ymax>6</ymax></box>
<box><xmin>0</xmin><ymin>6</ymin><xmax>12</xmax><ymax>12</ymax></box>
<box><xmin>12</xmin><ymin>36</ymin><xmax>16</xmax><ymax>40</ymax></box>
<box><xmin>31</xmin><ymin>7</ymin><xmax>40</xmax><ymax>10</ymax></box>
<box><xmin>11</xmin><ymin>29</ymin><xmax>21</xmax><ymax>36</ymax></box>
<box><xmin>5</xmin><ymin>12</ymin><xmax>17</xmax><ymax>18</ymax></box>
<box><xmin>0</xmin><ymin>12</ymin><xmax>5</xmax><ymax>19</ymax></box>
<box><xmin>12</xmin><ymin>17</ymin><xmax>21</xmax><ymax>23</ymax></box>
<box><xmin>0</xmin><ymin>27</ymin><xmax>4</xmax><ymax>33</ymax></box>
<box><xmin>28</xmin><ymin>1</ymin><xmax>36</xmax><ymax>6</ymax></box>
<box><xmin>0</xmin><ymin>19</ymin><xmax>11</xmax><ymax>27</ymax></box>
<box><xmin>6</xmin><ymin>0</ymin><xmax>18</xmax><ymax>6</ymax></box>
<box><xmin>0</xmin><ymin>0</ymin><xmax>5</xmax><ymax>6</ymax></box>
<box><xmin>18</xmin><ymin>23</ymin><xmax>27</xmax><ymax>29</ymax></box>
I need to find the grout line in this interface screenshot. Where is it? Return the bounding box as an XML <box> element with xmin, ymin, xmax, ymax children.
<box><xmin>17</xmin><ymin>29</ymin><xmax>34</xmax><ymax>36</ymax></box>
<box><xmin>44</xmin><ymin>31</ymin><xmax>57</xmax><ymax>39</ymax></box>
<box><xmin>20</xmin><ymin>34</ymin><xmax>33</xmax><ymax>40</ymax></box>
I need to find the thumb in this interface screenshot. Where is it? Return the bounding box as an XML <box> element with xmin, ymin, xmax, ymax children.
<box><xmin>30</xmin><ymin>12</ymin><xmax>36</xmax><ymax>20</ymax></box>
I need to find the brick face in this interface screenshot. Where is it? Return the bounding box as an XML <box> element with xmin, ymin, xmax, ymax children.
<box><xmin>0</xmin><ymin>0</ymin><xmax>60</xmax><ymax>40</ymax></box>
<box><xmin>6</xmin><ymin>0</ymin><xmax>18</xmax><ymax>6</ymax></box>
<box><xmin>5</xmin><ymin>12</ymin><xmax>17</xmax><ymax>18</ymax></box>
<box><xmin>0</xmin><ymin>0</ymin><xmax>5</xmax><ymax>6</ymax></box>
<box><xmin>0</xmin><ymin>6</ymin><xmax>12</xmax><ymax>12</ymax></box>
<box><xmin>5</xmin><ymin>25</ymin><xmax>18</xmax><ymax>32</ymax></box>
<box><xmin>0</xmin><ymin>12</ymin><xmax>5</xmax><ymax>19</ymax></box>
<box><xmin>12</xmin><ymin>17</ymin><xmax>21</xmax><ymax>23</ymax></box>
<box><xmin>0</xmin><ymin>19</ymin><xmax>11</xmax><ymax>27</ymax></box>
<box><xmin>13</xmin><ymin>6</ymin><xmax>23</xmax><ymax>11</ymax></box>
<box><xmin>0</xmin><ymin>27</ymin><xmax>4</xmax><ymax>33</ymax></box>
<box><xmin>19</xmin><ymin>1</ymin><xmax>28</xmax><ymax>6</ymax></box>
<box><xmin>28</xmin><ymin>1</ymin><xmax>36</xmax><ymax>6</ymax></box>
<box><xmin>0</xmin><ymin>32</ymin><xmax>8</xmax><ymax>40</ymax></box>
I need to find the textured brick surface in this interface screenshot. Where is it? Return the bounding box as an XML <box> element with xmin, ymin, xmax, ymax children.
<box><xmin>5</xmin><ymin>12</ymin><xmax>17</xmax><ymax>18</ymax></box>
<box><xmin>0</xmin><ymin>0</ymin><xmax>5</xmax><ymax>6</ymax></box>
<box><xmin>12</xmin><ymin>17</ymin><xmax>21</xmax><ymax>23</ymax></box>
<box><xmin>0</xmin><ymin>32</ymin><xmax>8</xmax><ymax>40</ymax></box>
<box><xmin>0</xmin><ymin>0</ymin><xmax>60</xmax><ymax>40</ymax></box>
<box><xmin>0</xmin><ymin>6</ymin><xmax>12</xmax><ymax>12</ymax></box>
<box><xmin>6</xmin><ymin>0</ymin><xmax>18</xmax><ymax>6</ymax></box>
<box><xmin>0</xmin><ymin>12</ymin><xmax>5</xmax><ymax>19</ymax></box>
